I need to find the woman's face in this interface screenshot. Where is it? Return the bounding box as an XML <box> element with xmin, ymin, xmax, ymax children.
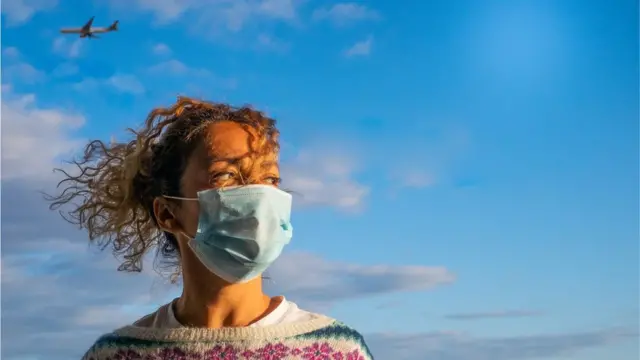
<box><xmin>159</xmin><ymin>121</ymin><xmax>280</xmax><ymax>238</ymax></box>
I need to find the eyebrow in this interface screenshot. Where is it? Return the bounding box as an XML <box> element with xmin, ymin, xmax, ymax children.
<box><xmin>203</xmin><ymin>151</ymin><xmax>246</xmax><ymax>167</ymax></box>
<box><xmin>260</xmin><ymin>160</ymin><xmax>280</xmax><ymax>171</ymax></box>
<box><xmin>204</xmin><ymin>156</ymin><xmax>279</xmax><ymax>171</ymax></box>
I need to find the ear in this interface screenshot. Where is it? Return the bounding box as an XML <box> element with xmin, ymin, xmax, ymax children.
<box><xmin>153</xmin><ymin>197</ymin><xmax>180</xmax><ymax>234</ymax></box>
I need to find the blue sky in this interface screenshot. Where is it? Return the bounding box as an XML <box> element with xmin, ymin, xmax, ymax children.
<box><xmin>1</xmin><ymin>0</ymin><xmax>638</xmax><ymax>359</ymax></box>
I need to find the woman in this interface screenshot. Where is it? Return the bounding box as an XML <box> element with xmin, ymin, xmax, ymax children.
<box><xmin>49</xmin><ymin>97</ymin><xmax>373</xmax><ymax>359</ymax></box>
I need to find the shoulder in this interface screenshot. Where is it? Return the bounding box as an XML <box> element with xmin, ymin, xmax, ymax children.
<box><xmin>291</xmin><ymin>312</ymin><xmax>374</xmax><ymax>359</ymax></box>
<box><xmin>80</xmin><ymin>332</ymin><xmax>127</xmax><ymax>360</ymax></box>
<box><xmin>288</xmin><ymin>303</ymin><xmax>368</xmax><ymax>342</ymax></box>
<box><xmin>132</xmin><ymin>300</ymin><xmax>175</xmax><ymax>328</ymax></box>
<box><xmin>302</xmin><ymin>319</ymin><xmax>369</xmax><ymax>342</ymax></box>
<box><xmin>81</xmin><ymin>303</ymin><xmax>172</xmax><ymax>359</ymax></box>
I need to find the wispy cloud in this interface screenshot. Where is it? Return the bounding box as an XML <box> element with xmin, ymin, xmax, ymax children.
<box><xmin>105</xmin><ymin>74</ymin><xmax>146</xmax><ymax>94</ymax></box>
<box><xmin>344</xmin><ymin>36</ymin><xmax>373</xmax><ymax>57</ymax></box>
<box><xmin>73</xmin><ymin>74</ymin><xmax>145</xmax><ymax>95</ymax></box>
<box><xmin>147</xmin><ymin>59</ymin><xmax>211</xmax><ymax>77</ymax></box>
<box><xmin>147</xmin><ymin>59</ymin><xmax>238</xmax><ymax>90</ymax></box>
<box><xmin>444</xmin><ymin>310</ymin><xmax>544</xmax><ymax>320</ymax></box>
<box><xmin>281</xmin><ymin>147</ymin><xmax>370</xmax><ymax>211</ymax></box>
<box><xmin>1</xmin><ymin>0</ymin><xmax>57</xmax><ymax>26</ymax></box>
<box><xmin>400</xmin><ymin>171</ymin><xmax>437</xmax><ymax>188</ymax></box>
<box><xmin>152</xmin><ymin>43</ymin><xmax>172</xmax><ymax>55</ymax></box>
<box><xmin>255</xmin><ymin>33</ymin><xmax>290</xmax><ymax>52</ymax></box>
<box><xmin>2</xmin><ymin>62</ymin><xmax>46</xmax><ymax>84</ymax></box>
<box><xmin>388</xmin><ymin>125</ymin><xmax>471</xmax><ymax>192</ymax></box>
<box><xmin>312</xmin><ymin>3</ymin><xmax>380</xmax><ymax>26</ymax></box>
<box><xmin>2</xmin><ymin>46</ymin><xmax>21</xmax><ymax>58</ymax></box>
<box><xmin>52</xmin><ymin>36</ymin><xmax>83</xmax><ymax>58</ymax></box>
<box><xmin>2</xmin><ymin>235</ymin><xmax>168</xmax><ymax>359</ymax></box>
<box><xmin>106</xmin><ymin>0</ymin><xmax>300</xmax><ymax>33</ymax></box>
<box><xmin>268</xmin><ymin>252</ymin><xmax>454</xmax><ymax>309</ymax></box>
<box><xmin>366</xmin><ymin>328</ymin><xmax>637</xmax><ymax>360</ymax></box>
<box><xmin>0</xmin><ymin>87</ymin><xmax>85</xmax><ymax>182</ymax></box>
<box><xmin>51</xmin><ymin>62</ymin><xmax>79</xmax><ymax>78</ymax></box>
<box><xmin>1</xmin><ymin>47</ymin><xmax>46</xmax><ymax>84</ymax></box>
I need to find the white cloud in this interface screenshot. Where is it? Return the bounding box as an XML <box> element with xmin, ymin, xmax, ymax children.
<box><xmin>1</xmin><ymin>47</ymin><xmax>45</xmax><ymax>84</ymax></box>
<box><xmin>0</xmin><ymin>88</ymin><xmax>86</xmax><ymax>182</ymax></box>
<box><xmin>147</xmin><ymin>60</ymin><xmax>238</xmax><ymax>90</ymax></box>
<box><xmin>344</xmin><ymin>36</ymin><xmax>373</xmax><ymax>57</ymax></box>
<box><xmin>312</xmin><ymin>3</ymin><xmax>380</xmax><ymax>26</ymax></box>
<box><xmin>105</xmin><ymin>0</ymin><xmax>299</xmax><ymax>33</ymax></box>
<box><xmin>152</xmin><ymin>42</ymin><xmax>172</xmax><ymax>55</ymax></box>
<box><xmin>73</xmin><ymin>74</ymin><xmax>145</xmax><ymax>95</ymax></box>
<box><xmin>71</xmin><ymin>78</ymin><xmax>100</xmax><ymax>91</ymax></box>
<box><xmin>51</xmin><ymin>62</ymin><xmax>79</xmax><ymax>77</ymax></box>
<box><xmin>211</xmin><ymin>0</ymin><xmax>299</xmax><ymax>31</ymax></box>
<box><xmin>444</xmin><ymin>310</ymin><xmax>544</xmax><ymax>320</ymax></box>
<box><xmin>120</xmin><ymin>0</ymin><xmax>191</xmax><ymax>23</ymax></box>
<box><xmin>366</xmin><ymin>329</ymin><xmax>637</xmax><ymax>360</ymax></box>
<box><xmin>255</xmin><ymin>33</ymin><xmax>289</xmax><ymax>52</ymax></box>
<box><xmin>1</xmin><ymin>235</ymin><xmax>170</xmax><ymax>359</ymax></box>
<box><xmin>281</xmin><ymin>149</ymin><xmax>370</xmax><ymax>211</ymax></box>
<box><xmin>267</xmin><ymin>252</ymin><xmax>455</xmax><ymax>308</ymax></box>
<box><xmin>106</xmin><ymin>74</ymin><xmax>146</xmax><ymax>94</ymax></box>
<box><xmin>389</xmin><ymin>125</ymin><xmax>471</xmax><ymax>191</ymax></box>
<box><xmin>2</xmin><ymin>62</ymin><xmax>46</xmax><ymax>84</ymax></box>
<box><xmin>1</xmin><ymin>47</ymin><xmax>45</xmax><ymax>83</ymax></box>
<box><xmin>147</xmin><ymin>59</ymin><xmax>210</xmax><ymax>76</ymax></box>
<box><xmin>1</xmin><ymin>0</ymin><xmax>57</xmax><ymax>26</ymax></box>
<box><xmin>52</xmin><ymin>36</ymin><xmax>83</xmax><ymax>58</ymax></box>
<box><xmin>2</xmin><ymin>46</ymin><xmax>21</xmax><ymax>57</ymax></box>
<box><xmin>400</xmin><ymin>170</ymin><xmax>436</xmax><ymax>188</ymax></box>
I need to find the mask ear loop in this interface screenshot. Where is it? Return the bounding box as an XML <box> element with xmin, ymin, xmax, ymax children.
<box><xmin>162</xmin><ymin>195</ymin><xmax>198</xmax><ymax>238</ymax></box>
<box><xmin>163</xmin><ymin>195</ymin><xmax>198</xmax><ymax>201</ymax></box>
<box><xmin>262</xmin><ymin>272</ymin><xmax>275</xmax><ymax>283</ymax></box>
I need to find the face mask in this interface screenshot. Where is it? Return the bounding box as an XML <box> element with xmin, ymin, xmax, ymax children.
<box><xmin>165</xmin><ymin>184</ymin><xmax>293</xmax><ymax>284</ymax></box>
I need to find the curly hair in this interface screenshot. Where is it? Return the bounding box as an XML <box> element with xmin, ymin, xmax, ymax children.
<box><xmin>47</xmin><ymin>97</ymin><xmax>280</xmax><ymax>280</ymax></box>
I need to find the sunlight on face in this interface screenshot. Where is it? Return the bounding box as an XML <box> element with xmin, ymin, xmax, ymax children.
<box><xmin>181</xmin><ymin>121</ymin><xmax>280</xmax><ymax>197</ymax></box>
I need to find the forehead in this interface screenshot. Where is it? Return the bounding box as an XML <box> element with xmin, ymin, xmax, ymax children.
<box><xmin>198</xmin><ymin>121</ymin><xmax>277</xmax><ymax>162</ymax></box>
<box><xmin>203</xmin><ymin>121</ymin><xmax>252</xmax><ymax>159</ymax></box>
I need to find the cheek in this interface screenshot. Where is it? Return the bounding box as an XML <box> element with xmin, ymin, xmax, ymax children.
<box><xmin>177</xmin><ymin>202</ymin><xmax>201</xmax><ymax>233</ymax></box>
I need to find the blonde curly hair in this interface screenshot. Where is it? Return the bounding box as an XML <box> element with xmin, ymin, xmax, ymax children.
<box><xmin>47</xmin><ymin>97</ymin><xmax>280</xmax><ymax>279</ymax></box>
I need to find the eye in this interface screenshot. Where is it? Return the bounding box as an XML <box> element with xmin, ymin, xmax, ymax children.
<box><xmin>263</xmin><ymin>176</ymin><xmax>281</xmax><ymax>186</ymax></box>
<box><xmin>210</xmin><ymin>171</ymin><xmax>237</xmax><ymax>184</ymax></box>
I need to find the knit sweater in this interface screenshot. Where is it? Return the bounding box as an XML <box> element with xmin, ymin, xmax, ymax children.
<box><xmin>82</xmin><ymin>316</ymin><xmax>374</xmax><ymax>360</ymax></box>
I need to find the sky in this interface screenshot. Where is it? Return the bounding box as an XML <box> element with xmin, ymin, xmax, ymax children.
<box><xmin>0</xmin><ymin>0</ymin><xmax>638</xmax><ymax>359</ymax></box>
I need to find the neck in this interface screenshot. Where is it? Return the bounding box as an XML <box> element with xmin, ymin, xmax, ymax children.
<box><xmin>175</xmin><ymin>256</ymin><xmax>274</xmax><ymax>328</ymax></box>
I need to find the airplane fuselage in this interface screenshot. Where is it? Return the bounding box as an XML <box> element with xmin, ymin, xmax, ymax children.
<box><xmin>61</xmin><ymin>28</ymin><xmax>112</xmax><ymax>35</ymax></box>
<box><xmin>60</xmin><ymin>17</ymin><xmax>118</xmax><ymax>38</ymax></box>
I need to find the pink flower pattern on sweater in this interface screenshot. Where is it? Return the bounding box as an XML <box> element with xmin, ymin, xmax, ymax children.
<box><xmin>86</xmin><ymin>343</ymin><xmax>367</xmax><ymax>360</ymax></box>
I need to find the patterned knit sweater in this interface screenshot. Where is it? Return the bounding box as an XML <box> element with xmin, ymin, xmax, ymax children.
<box><xmin>82</xmin><ymin>316</ymin><xmax>374</xmax><ymax>360</ymax></box>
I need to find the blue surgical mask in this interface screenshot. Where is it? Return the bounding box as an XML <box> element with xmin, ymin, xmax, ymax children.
<box><xmin>166</xmin><ymin>185</ymin><xmax>293</xmax><ymax>284</ymax></box>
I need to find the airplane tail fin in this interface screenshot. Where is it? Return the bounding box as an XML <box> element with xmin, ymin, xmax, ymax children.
<box><xmin>109</xmin><ymin>20</ymin><xmax>119</xmax><ymax>31</ymax></box>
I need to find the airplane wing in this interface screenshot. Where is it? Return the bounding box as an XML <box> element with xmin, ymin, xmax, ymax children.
<box><xmin>82</xmin><ymin>16</ymin><xmax>95</xmax><ymax>32</ymax></box>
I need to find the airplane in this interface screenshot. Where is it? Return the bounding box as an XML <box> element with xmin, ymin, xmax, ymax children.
<box><xmin>60</xmin><ymin>16</ymin><xmax>119</xmax><ymax>39</ymax></box>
